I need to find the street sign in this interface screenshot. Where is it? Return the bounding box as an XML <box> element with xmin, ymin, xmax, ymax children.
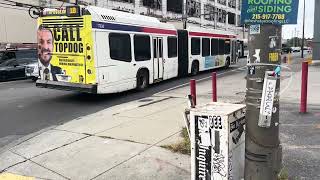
<box><xmin>241</xmin><ymin>0</ymin><xmax>299</xmax><ymax>25</ymax></box>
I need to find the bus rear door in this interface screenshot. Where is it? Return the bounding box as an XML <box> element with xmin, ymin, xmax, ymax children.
<box><xmin>153</xmin><ymin>37</ymin><xmax>164</xmax><ymax>81</ymax></box>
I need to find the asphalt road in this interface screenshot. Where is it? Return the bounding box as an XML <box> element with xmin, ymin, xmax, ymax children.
<box><xmin>0</xmin><ymin>60</ymin><xmax>246</xmax><ymax>148</ymax></box>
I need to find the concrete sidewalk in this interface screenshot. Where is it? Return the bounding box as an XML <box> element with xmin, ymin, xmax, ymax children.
<box><xmin>0</xmin><ymin>59</ymin><xmax>319</xmax><ymax>180</ymax></box>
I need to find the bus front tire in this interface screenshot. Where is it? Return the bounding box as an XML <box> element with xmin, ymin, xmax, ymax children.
<box><xmin>191</xmin><ymin>61</ymin><xmax>199</xmax><ymax>76</ymax></box>
<box><xmin>136</xmin><ymin>70</ymin><xmax>149</xmax><ymax>91</ymax></box>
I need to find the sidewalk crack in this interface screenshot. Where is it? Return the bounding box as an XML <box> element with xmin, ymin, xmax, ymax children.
<box><xmin>90</xmin><ymin>130</ymin><xmax>182</xmax><ymax>180</ymax></box>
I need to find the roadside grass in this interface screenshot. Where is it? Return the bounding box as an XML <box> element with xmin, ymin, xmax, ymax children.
<box><xmin>278</xmin><ymin>167</ymin><xmax>289</xmax><ymax>180</ymax></box>
<box><xmin>161</xmin><ymin>128</ymin><xmax>191</xmax><ymax>155</ymax></box>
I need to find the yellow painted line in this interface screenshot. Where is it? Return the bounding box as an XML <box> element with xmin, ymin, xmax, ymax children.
<box><xmin>0</xmin><ymin>173</ymin><xmax>34</xmax><ymax>180</ymax></box>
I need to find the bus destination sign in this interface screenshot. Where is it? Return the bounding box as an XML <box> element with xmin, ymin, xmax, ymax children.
<box><xmin>241</xmin><ymin>0</ymin><xmax>299</xmax><ymax>25</ymax></box>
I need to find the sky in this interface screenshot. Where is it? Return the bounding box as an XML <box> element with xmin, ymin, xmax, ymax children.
<box><xmin>282</xmin><ymin>0</ymin><xmax>314</xmax><ymax>39</ymax></box>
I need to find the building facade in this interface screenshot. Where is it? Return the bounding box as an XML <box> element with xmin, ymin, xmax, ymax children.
<box><xmin>0</xmin><ymin>0</ymin><xmax>245</xmax><ymax>45</ymax></box>
<box><xmin>95</xmin><ymin>0</ymin><xmax>244</xmax><ymax>37</ymax></box>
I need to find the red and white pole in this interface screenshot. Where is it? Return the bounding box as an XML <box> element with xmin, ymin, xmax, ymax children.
<box><xmin>190</xmin><ymin>79</ymin><xmax>196</xmax><ymax>107</ymax></box>
<box><xmin>212</xmin><ymin>72</ymin><xmax>217</xmax><ymax>102</ymax></box>
<box><xmin>300</xmin><ymin>61</ymin><xmax>309</xmax><ymax>113</ymax></box>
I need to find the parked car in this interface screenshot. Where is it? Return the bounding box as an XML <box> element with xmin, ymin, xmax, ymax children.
<box><xmin>0</xmin><ymin>59</ymin><xmax>27</xmax><ymax>81</ymax></box>
<box><xmin>282</xmin><ymin>47</ymin><xmax>292</xmax><ymax>54</ymax></box>
<box><xmin>291</xmin><ymin>47</ymin><xmax>301</xmax><ymax>52</ymax></box>
<box><xmin>0</xmin><ymin>49</ymin><xmax>38</xmax><ymax>81</ymax></box>
<box><xmin>0</xmin><ymin>51</ymin><xmax>16</xmax><ymax>64</ymax></box>
<box><xmin>25</xmin><ymin>62</ymin><xmax>39</xmax><ymax>81</ymax></box>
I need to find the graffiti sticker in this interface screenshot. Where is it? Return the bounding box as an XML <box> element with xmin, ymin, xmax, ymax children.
<box><xmin>269</xmin><ymin>52</ymin><xmax>279</xmax><ymax>62</ymax></box>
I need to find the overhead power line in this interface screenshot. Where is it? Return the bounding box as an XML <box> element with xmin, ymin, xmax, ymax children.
<box><xmin>0</xmin><ymin>4</ymin><xmax>27</xmax><ymax>11</ymax></box>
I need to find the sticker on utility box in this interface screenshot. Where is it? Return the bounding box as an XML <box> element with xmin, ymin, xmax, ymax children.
<box><xmin>259</xmin><ymin>72</ymin><xmax>277</xmax><ymax>127</ymax></box>
<box><xmin>250</xmin><ymin>24</ymin><xmax>260</xmax><ymax>34</ymax></box>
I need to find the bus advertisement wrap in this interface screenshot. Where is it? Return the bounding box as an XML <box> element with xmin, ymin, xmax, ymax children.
<box><xmin>37</xmin><ymin>15</ymin><xmax>96</xmax><ymax>84</ymax></box>
<box><xmin>241</xmin><ymin>0</ymin><xmax>299</xmax><ymax>25</ymax></box>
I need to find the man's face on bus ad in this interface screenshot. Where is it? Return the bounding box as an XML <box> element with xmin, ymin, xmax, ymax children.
<box><xmin>38</xmin><ymin>29</ymin><xmax>53</xmax><ymax>67</ymax></box>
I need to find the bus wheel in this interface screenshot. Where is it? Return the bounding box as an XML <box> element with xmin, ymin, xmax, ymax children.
<box><xmin>136</xmin><ymin>70</ymin><xmax>149</xmax><ymax>91</ymax></box>
<box><xmin>32</xmin><ymin>77</ymin><xmax>38</xmax><ymax>82</ymax></box>
<box><xmin>191</xmin><ymin>61</ymin><xmax>199</xmax><ymax>76</ymax></box>
<box><xmin>225</xmin><ymin>58</ymin><xmax>230</xmax><ymax>69</ymax></box>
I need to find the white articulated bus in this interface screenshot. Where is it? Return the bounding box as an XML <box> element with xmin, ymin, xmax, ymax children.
<box><xmin>36</xmin><ymin>5</ymin><xmax>239</xmax><ymax>94</ymax></box>
<box><xmin>186</xmin><ymin>26</ymin><xmax>237</xmax><ymax>76</ymax></box>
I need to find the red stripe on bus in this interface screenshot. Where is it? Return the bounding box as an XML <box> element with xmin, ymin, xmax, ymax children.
<box><xmin>189</xmin><ymin>32</ymin><xmax>236</xmax><ymax>38</ymax></box>
<box><xmin>143</xmin><ymin>27</ymin><xmax>177</xmax><ymax>35</ymax></box>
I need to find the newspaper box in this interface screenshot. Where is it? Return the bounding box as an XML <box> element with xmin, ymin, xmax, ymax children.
<box><xmin>190</xmin><ymin>102</ymin><xmax>246</xmax><ymax>180</ymax></box>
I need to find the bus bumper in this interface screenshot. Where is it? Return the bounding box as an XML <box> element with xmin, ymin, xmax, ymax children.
<box><xmin>36</xmin><ymin>80</ymin><xmax>97</xmax><ymax>94</ymax></box>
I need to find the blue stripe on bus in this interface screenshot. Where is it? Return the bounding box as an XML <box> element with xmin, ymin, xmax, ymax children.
<box><xmin>92</xmin><ymin>21</ymin><xmax>143</xmax><ymax>32</ymax></box>
<box><xmin>91</xmin><ymin>21</ymin><xmax>177</xmax><ymax>35</ymax></box>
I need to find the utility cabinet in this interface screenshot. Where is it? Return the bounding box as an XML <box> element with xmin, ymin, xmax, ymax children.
<box><xmin>190</xmin><ymin>102</ymin><xmax>246</xmax><ymax>180</ymax></box>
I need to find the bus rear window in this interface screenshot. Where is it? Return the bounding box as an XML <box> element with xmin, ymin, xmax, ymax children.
<box><xmin>225</xmin><ymin>40</ymin><xmax>231</xmax><ymax>54</ymax></box>
<box><xmin>191</xmin><ymin>38</ymin><xmax>200</xmax><ymax>55</ymax></box>
<box><xmin>218</xmin><ymin>39</ymin><xmax>225</xmax><ymax>55</ymax></box>
<box><xmin>168</xmin><ymin>37</ymin><xmax>177</xmax><ymax>58</ymax></box>
<box><xmin>211</xmin><ymin>39</ymin><xmax>219</xmax><ymax>56</ymax></box>
<box><xmin>202</xmin><ymin>38</ymin><xmax>210</xmax><ymax>57</ymax></box>
<box><xmin>109</xmin><ymin>33</ymin><xmax>132</xmax><ymax>62</ymax></box>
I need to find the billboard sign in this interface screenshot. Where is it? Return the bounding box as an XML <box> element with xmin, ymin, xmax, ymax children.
<box><xmin>241</xmin><ymin>0</ymin><xmax>299</xmax><ymax>24</ymax></box>
<box><xmin>37</xmin><ymin>10</ymin><xmax>96</xmax><ymax>84</ymax></box>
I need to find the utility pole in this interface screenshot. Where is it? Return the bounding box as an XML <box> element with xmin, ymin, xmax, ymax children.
<box><xmin>242</xmin><ymin>1</ymin><xmax>298</xmax><ymax>178</ymax></box>
<box><xmin>183</xmin><ymin>0</ymin><xmax>188</xmax><ymax>29</ymax></box>
<box><xmin>301</xmin><ymin>0</ymin><xmax>306</xmax><ymax>58</ymax></box>
<box><xmin>245</xmin><ymin>24</ymin><xmax>282</xmax><ymax>180</ymax></box>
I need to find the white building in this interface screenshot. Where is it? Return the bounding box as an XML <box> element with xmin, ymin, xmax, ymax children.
<box><xmin>96</xmin><ymin>0</ymin><xmax>244</xmax><ymax>37</ymax></box>
<box><xmin>0</xmin><ymin>0</ymin><xmax>70</xmax><ymax>44</ymax></box>
<box><xmin>0</xmin><ymin>0</ymin><xmax>245</xmax><ymax>44</ymax></box>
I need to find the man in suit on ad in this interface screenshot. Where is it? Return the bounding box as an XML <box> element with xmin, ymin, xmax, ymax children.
<box><xmin>37</xmin><ymin>26</ymin><xmax>62</xmax><ymax>81</ymax></box>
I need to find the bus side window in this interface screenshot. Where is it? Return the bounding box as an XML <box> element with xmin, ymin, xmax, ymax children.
<box><xmin>153</xmin><ymin>39</ymin><xmax>157</xmax><ymax>58</ymax></box>
<box><xmin>109</xmin><ymin>33</ymin><xmax>132</xmax><ymax>62</ymax></box>
<box><xmin>168</xmin><ymin>37</ymin><xmax>177</xmax><ymax>58</ymax></box>
<box><xmin>225</xmin><ymin>40</ymin><xmax>231</xmax><ymax>54</ymax></box>
<box><xmin>211</xmin><ymin>38</ymin><xmax>218</xmax><ymax>56</ymax></box>
<box><xmin>202</xmin><ymin>38</ymin><xmax>210</xmax><ymax>57</ymax></box>
<box><xmin>191</xmin><ymin>37</ymin><xmax>200</xmax><ymax>55</ymax></box>
<box><xmin>134</xmin><ymin>35</ymin><xmax>151</xmax><ymax>61</ymax></box>
<box><xmin>159</xmin><ymin>39</ymin><xmax>163</xmax><ymax>58</ymax></box>
<box><xmin>218</xmin><ymin>39</ymin><xmax>225</xmax><ymax>55</ymax></box>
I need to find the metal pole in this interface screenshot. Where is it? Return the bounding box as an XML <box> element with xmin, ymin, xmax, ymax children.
<box><xmin>245</xmin><ymin>24</ymin><xmax>282</xmax><ymax>180</ymax></box>
<box><xmin>212</xmin><ymin>72</ymin><xmax>217</xmax><ymax>102</ymax></box>
<box><xmin>183</xmin><ymin>0</ymin><xmax>188</xmax><ymax>29</ymax></box>
<box><xmin>190</xmin><ymin>79</ymin><xmax>196</xmax><ymax>107</ymax></box>
<box><xmin>301</xmin><ymin>0</ymin><xmax>306</xmax><ymax>58</ymax></box>
<box><xmin>293</xmin><ymin>28</ymin><xmax>297</xmax><ymax>47</ymax></box>
<box><xmin>300</xmin><ymin>61</ymin><xmax>308</xmax><ymax>113</ymax></box>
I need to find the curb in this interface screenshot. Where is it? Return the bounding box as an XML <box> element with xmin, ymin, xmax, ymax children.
<box><xmin>310</xmin><ymin>60</ymin><xmax>320</xmax><ymax>66</ymax></box>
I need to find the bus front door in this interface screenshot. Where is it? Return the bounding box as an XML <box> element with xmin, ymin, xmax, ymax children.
<box><xmin>153</xmin><ymin>37</ymin><xmax>164</xmax><ymax>81</ymax></box>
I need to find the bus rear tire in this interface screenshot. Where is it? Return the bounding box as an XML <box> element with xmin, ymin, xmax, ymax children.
<box><xmin>225</xmin><ymin>57</ymin><xmax>230</xmax><ymax>69</ymax></box>
<box><xmin>191</xmin><ymin>61</ymin><xmax>199</xmax><ymax>76</ymax></box>
<box><xmin>136</xmin><ymin>70</ymin><xmax>149</xmax><ymax>91</ymax></box>
<box><xmin>32</xmin><ymin>77</ymin><xmax>38</xmax><ymax>82</ymax></box>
